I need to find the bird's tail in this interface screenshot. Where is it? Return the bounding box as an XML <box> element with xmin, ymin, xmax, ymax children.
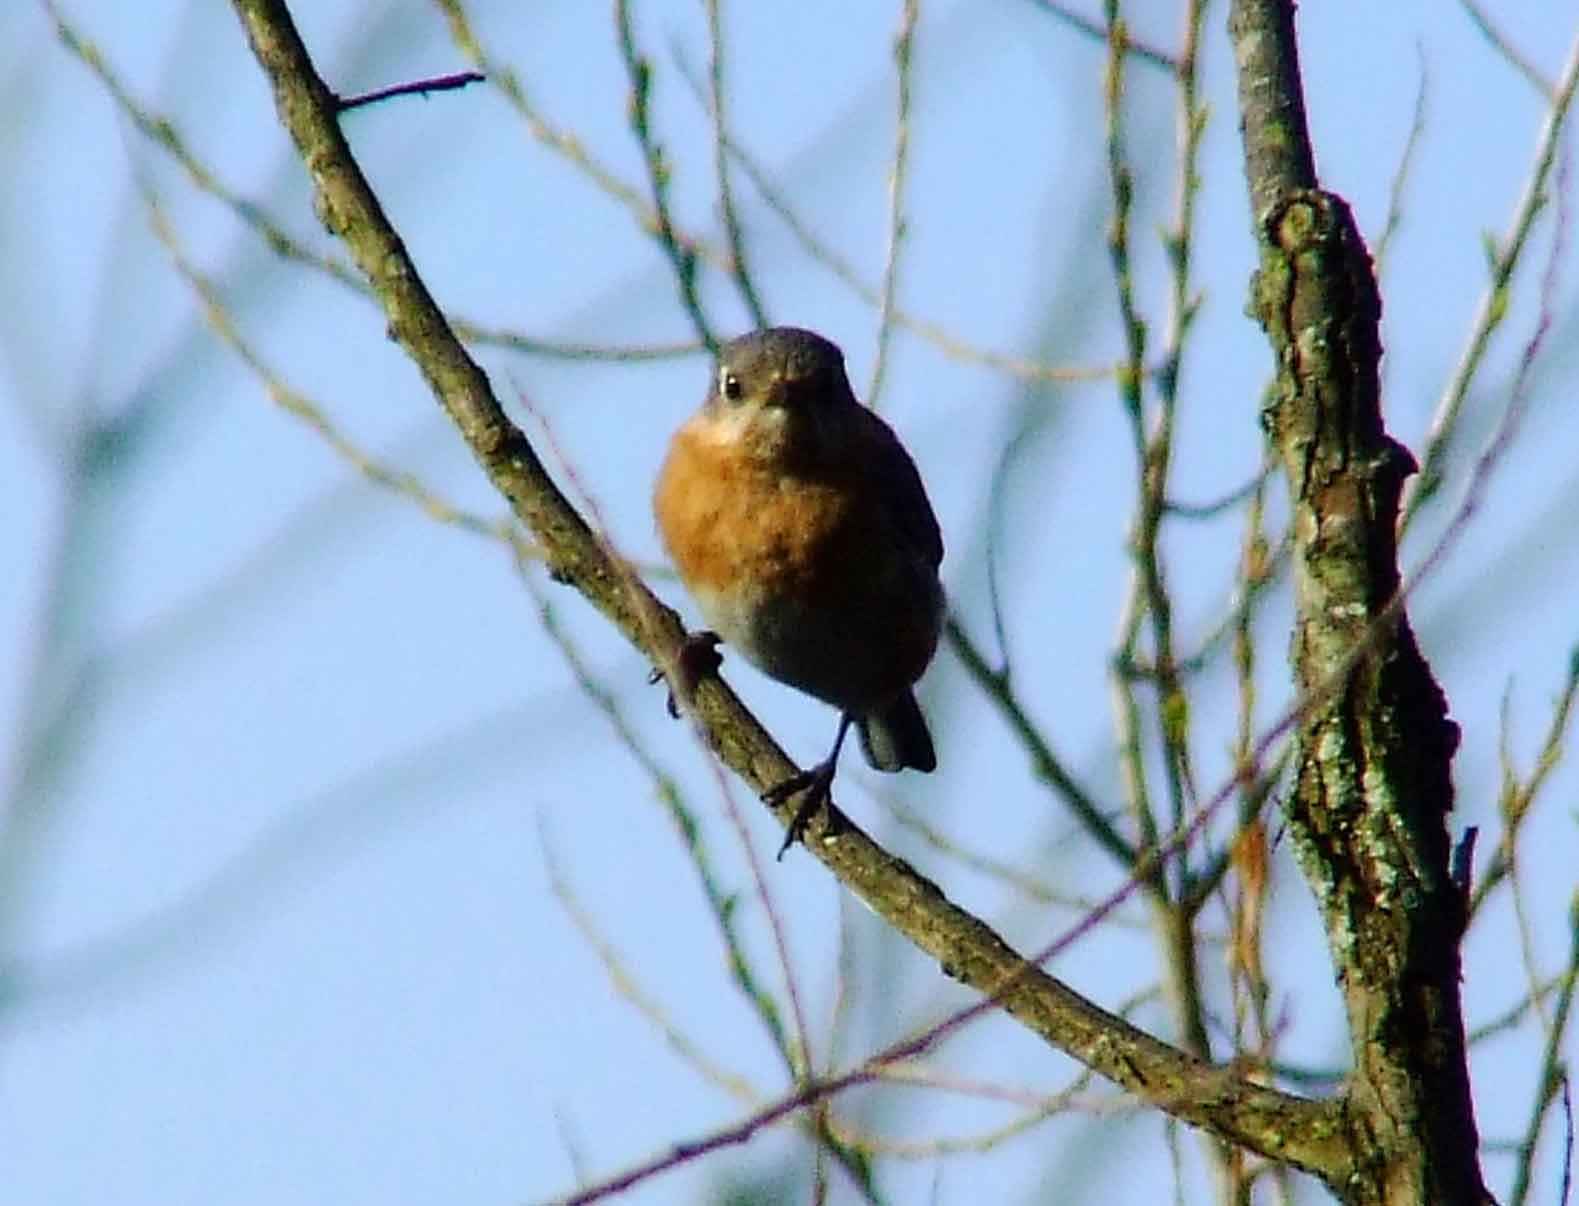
<box><xmin>858</xmin><ymin>690</ymin><xmax>937</xmax><ymax>774</ymax></box>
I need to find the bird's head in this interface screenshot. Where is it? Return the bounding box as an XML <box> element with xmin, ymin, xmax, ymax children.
<box><xmin>699</xmin><ymin>327</ymin><xmax>858</xmax><ymax>460</ymax></box>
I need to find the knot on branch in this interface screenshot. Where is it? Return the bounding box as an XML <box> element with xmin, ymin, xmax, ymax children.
<box><xmin>1250</xmin><ymin>190</ymin><xmax>1414</xmax><ymax>542</ymax></box>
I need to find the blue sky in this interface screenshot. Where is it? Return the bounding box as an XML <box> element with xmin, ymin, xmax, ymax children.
<box><xmin>3</xmin><ymin>2</ymin><xmax>1577</xmax><ymax>1203</ymax></box>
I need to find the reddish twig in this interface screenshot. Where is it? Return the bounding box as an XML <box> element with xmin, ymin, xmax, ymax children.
<box><xmin>336</xmin><ymin>69</ymin><xmax>485</xmax><ymax>112</ymax></box>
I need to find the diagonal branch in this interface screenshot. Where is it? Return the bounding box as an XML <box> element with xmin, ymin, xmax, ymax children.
<box><xmin>227</xmin><ymin>0</ymin><xmax>1346</xmax><ymax>1177</ymax></box>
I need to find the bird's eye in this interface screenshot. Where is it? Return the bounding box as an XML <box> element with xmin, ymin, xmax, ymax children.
<box><xmin>719</xmin><ymin>370</ymin><xmax>743</xmax><ymax>401</ymax></box>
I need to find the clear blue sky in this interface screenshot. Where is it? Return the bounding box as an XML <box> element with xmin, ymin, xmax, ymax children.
<box><xmin>3</xmin><ymin>2</ymin><xmax>1576</xmax><ymax>1202</ymax></box>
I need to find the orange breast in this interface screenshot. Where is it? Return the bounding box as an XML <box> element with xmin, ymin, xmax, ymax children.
<box><xmin>654</xmin><ymin>420</ymin><xmax>858</xmax><ymax>604</ymax></box>
<box><xmin>655</xmin><ymin>413</ymin><xmax>942</xmax><ymax>708</ymax></box>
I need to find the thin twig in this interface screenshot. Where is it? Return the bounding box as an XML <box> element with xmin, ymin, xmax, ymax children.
<box><xmin>335</xmin><ymin>69</ymin><xmax>484</xmax><ymax>112</ymax></box>
<box><xmin>1145</xmin><ymin>0</ymin><xmax>1210</xmax><ymax>871</ymax></box>
<box><xmin>46</xmin><ymin>4</ymin><xmax>698</xmax><ymax>364</ymax></box>
<box><xmin>1182</xmin><ymin>744</ymin><xmax>1293</xmax><ymax>913</ymax></box>
<box><xmin>538</xmin><ymin>819</ymin><xmax>763</xmax><ymax>1106</ymax></box>
<box><xmin>1507</xmin><ymin>898</ymin><xmax>1579</xmax><ymax>1206</ymax></box>
<box><xmin>145</xmin><ymin>190</ymin><xmax>527</xmax><ymax>551</ymax></box>
<box><xmin>1403</xmin><ymin>111</ymin><xmax>1574</xmax><ymax>638</ymax></box>
<box><xmin>868</xmin><ymin>0</ymin><xmax>919</xmax><ymax>410</ymax></box>
<box><xmin>1458</xmin><ymin>0</ymin><xmax>1557</xmax><ymax>99</ymax></box>
<box><xmin>704</xmin><ymin>762</ymin><xmax>814</xmax><ymax>1072</ymax></box>
<box><xmin>435</xmin><ymin>0</ymin><xmax>733</xmax><ymax>354</ymax></box>
<box><xmin>1471</xmin><ymin>645</ymin><xmax>1579</xmax><ymax>918</ymax></box>
<box><xmin>1372</xmin><ymin>45</ymin><xmax>1429</xmax><ymax>278</ymax></box>
<box><xmin>1103</xmin><ymin>4</ymin><xmax>1149</xmax><ymax>460</ymax></box>
<box><xmin>694</xmin><ymin>759</ymin><xmax>883</xmax><ymax>1199</ymax></box>
<box><xmin>1561</xmin><ymin>1076</ymin><xmax>1575</xmax><ymax>1206</ymax></box>
<box><xmin>703</xmin><ymin>0</ymin><xmax>767</xmax><ymax>329</ymax></box>
<box><xmin>678</xmin><ymin>61</ymin><xmax>1113</xmax><ymax>384</ymax></box>
<box><xmin>1225</xmin><ymin>483</ymin><xmax>1278</xmax><ymax>1066</ymax></box>
<box><xmin>981</xmin><ymin>417</ymin><xmax>1033</xmax><ymax>676</ymax></box>
<box><xmin>459</xmin><ymin>326</ymin><xmax>702</xmax><ymax>361</ymax></box>
<box><xmin>498</xmin><ymin>409</ymin><xmax>804</xmax><ymax>1075</ymax></box>
<box><xmin>528</xmin><ymin>571</ymin><xmax>881</xmax><ymax>1201</ymax></box>
<box><xmin>553</xmin><ymin>678</ymin><xmax>1317</xmax><ymax>1204</ymax></box>
<box><xmin>1469</xmin><ymin>975</ymin><xmax>1569</xmax><ymax>1046</ymax></box>
<box><xmin>531</xmin><ymin>653</ymin><xmax>878</xmax><ymax>1201</ymax></box>
<box><xmin>505</xmin><ymin>391</ymin><xmax>877</xmax><ymax>1194</ymax></box>
<box><xmin>1171</xmin><ymin>532</ymin><xmax>1292</xmax><ymax>680</ymax></box>
<box><xmin>1162</xmin><ymin>461</ymin><xmax>1273</xmax><ymax>519</ymax></box>
<box><xmin>1404</xmin><ymin>30</ymin><xmax>1579</xmax><ymax>525</ymax></box>
<box><xmin>434</xmin><ymin>0</ymin><xmax>663</xmax><ymax>232</ymax></box>
<box><xmin>1019</xmin><ymin>0</ymin><xmax>1180</xmax><ymax>74</ymax></box>
<box><xmin>614</xmin><ymin>0</ymin><xmax>718</xmax><ymax>351</ymax></box>
<box><xmin>1101</xmin><ymin>1</ymin><xmax>1167</xmax><ymax>887</ymax></box>
<box><xmin>826</xmin><ymin>1072</ymin><xmax>1123</xmax><ymax>1158</ymax></box>
<box><xmin>872</xmin><ymin>788</ymin><xmax>1153</xmax><ymax>921</ymax></box>
<box><xmin>943</xmin><ymin>617</ymin><xmax>1135</xmax><ymax>870</ymax></box>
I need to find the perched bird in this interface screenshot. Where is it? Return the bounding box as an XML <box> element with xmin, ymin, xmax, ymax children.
<box><xmin>654</xmin><ymin>327</ymin><xmax>944</xmax><ymax>852</ymax></box>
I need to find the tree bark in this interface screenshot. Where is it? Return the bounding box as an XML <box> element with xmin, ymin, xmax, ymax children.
<box><xmin>1229</xmin><ymin>2</ymin><xmax>1492</xmax><ymax>1202</ymax></box>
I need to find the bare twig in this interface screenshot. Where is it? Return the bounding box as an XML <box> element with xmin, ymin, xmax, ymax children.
<box><xmin>702</xmin><ymin>0</ymin><xmax>768</xmax><ymax>328</ymax></box>
<box><xmin>614</xmin><ymin>0</ymin><xmax>718</xmax><ymax>350</ymax></box>
<box><xmin>335</xmin><ymin>69</ymin><xmax>484</xmax><ymax>112</ymax></box>
<box><xmin>1405</xmin><ymin>30</ymin><xmax>1579</xmax><ymax>525</ymax></box>
<box><xmin>433</xmin><ymin>0</ymin><xmax>668</xmax><ymax>238</ymax></box>
<box><xmin>1405</xmin><ymin>116</ymin><xmax>1574</xmax><ymax>616</ymax></box>
<box><xmin>1472</xmin><ymin>647</ymin><xmax>1579</xmax><ymax>917</ymax></box>
<box><xmin>1144</xmin><ymin>0</ymin><xmax>1210</xmax><ymax>864</ymax></box>
<box><xmin>872</xmin><ymin>787</ymin><xmax>1152</xmax><ymax>920</ymax></box>
<box><xmin>1469</xmin><ymin>974</ymin><xmax>1568</xmax><ymax>1046</ymax></box>
<box><xmin>1458</xmin><ymin>0</ymin><xmax>1557</xmax><ymax>99</ymax></box>
<box><xmin>981</xmin><ymin>418</ymin><xmax>1030</xmax><ymax>675</ymax></box>
<box><xmin>1171</xmin><ymin>531</ymin><xmax>1292</xmax><ymax>679</ymax></box>
<box><xmin>1101</xmin><ymin>1</ymin><xmax>1168</xmax><ymax>890</ymax></box>
<box><xmin>145</xmin><ymin>190</ymin><xmax>527</xmax><ymax>550</ymax></box>
<box><xmin>681</xmin><ymin>67</ymin><xmax>1113</xmax><ymax>384</ymax></box>
<box><xmin>1507</xmin><ymin>898</ymin><xmax>1579</xmax><ymax>1206</ymax></box>
<box><xmin>827</xmin><ymin>1055</ymin><xmax>1146</xmax><ymax>1158</ymax></box>
<box><xmin>538</xmin><ymin>820</ymin><xmax>763</xmax><ymax>1106</ymax></box>
<box><xmin>943</xmin><ymin>617</ymin><xmax>1134</xmax><ymax>869</ymax></box>
<box><xmin>521</xmin><ymin>565</ymin><xmax>881</xmax><ymax>1198</ymax></box>
<box><xmin>1372</xmin><ymin>44</ymin><xmax>1429</xmax><ymax>278</ymax></box>
<box><xmin>554</xmin><ymin>693</ymin><xmax>1343</xmax><ymax>1204</ymax></box>
<box><xmin>868</xmin><ymin>0</ymin><xmax>919</xmax><ymax>410</ymax></box>
<box><xmin>1019</xmin><ymin>0</ymin><xmax>1180</xmax><ymax>74</ymax></box>
<box><xmin>45</xmin><ymin>2</ymin><xmax>699</xmax><ymax>364</ymax></box>
<box><xmin>522</xmin><ymin>564</ymin><xmax>792</xmax><ymax>1054</ymax></box>
<box><xmin>1162</xmin><ymin>461</ymin><xmax>1273</xmax><ymax>519</ymax></box>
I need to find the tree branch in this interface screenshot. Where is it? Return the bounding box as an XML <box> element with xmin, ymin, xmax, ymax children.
<box><xmin>1228</xmin><ymin>0</ymin><xmax>1316</xmax><ymax>222</ymax></box>
<box><xmin>227</xmin><ymin>0</ymin><xmax>1346</xmax><ymax>1178</ymax></box>
<box><xmin>1229</xmin><ymin>1</ymin><xmax>1492</xmax><ymax>1202</ymax></box>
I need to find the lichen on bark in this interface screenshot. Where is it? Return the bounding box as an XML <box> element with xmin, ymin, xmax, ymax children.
<box><xmin>1237</xmin><ymin>104</ymin><xmax>1487</xmax><ymax>1206</ymax></box>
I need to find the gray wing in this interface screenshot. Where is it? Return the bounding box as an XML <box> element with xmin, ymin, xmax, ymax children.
<box><xmin>859</xmin><ymin>407</ymin><xmax>943</xmax><ymax>569</ymax></box>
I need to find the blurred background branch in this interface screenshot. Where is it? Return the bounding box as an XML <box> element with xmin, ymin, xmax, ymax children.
<box><xmin>4</xmin><ymin>0</ymin><xmax>1577</xmax><ymax>1202</ymax></box>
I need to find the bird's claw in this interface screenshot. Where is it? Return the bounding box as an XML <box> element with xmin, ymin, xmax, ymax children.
<box><xmin>766</xmin><ymin>760</ymin><xmax>837</xmax><ymax>859</ymax></box>
<box><xmin>651</xmin><ymin>631</ymin><xmax>724</xmax><ymax>718</ymax></box>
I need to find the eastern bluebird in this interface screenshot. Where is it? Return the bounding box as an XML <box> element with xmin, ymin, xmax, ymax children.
<box><xmin>654</xmin><ymin>326</ymin><xmax>944</xmax><ymax>851</ymax></box>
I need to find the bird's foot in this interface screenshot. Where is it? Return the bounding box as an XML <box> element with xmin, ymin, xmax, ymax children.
<box><xmin>649</xmin><ymin>630</ymin><xmax>723</xmax><ymax>718</ymax></box>
<box><xmin>765</xmin><ymin>759</ymin><xmax>838</xmax><ymax>859</ymax></box>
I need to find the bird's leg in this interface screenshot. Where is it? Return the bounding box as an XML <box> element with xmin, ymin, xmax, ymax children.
<box><xmin>649</xmin><ymin>630</ymin><xmax>724</xmax><ymax>718</ymax></box>
<box><xmin>766</xmin><ymin>712</ymin><xmax>854</xmax><ymax>859</ymax></box>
